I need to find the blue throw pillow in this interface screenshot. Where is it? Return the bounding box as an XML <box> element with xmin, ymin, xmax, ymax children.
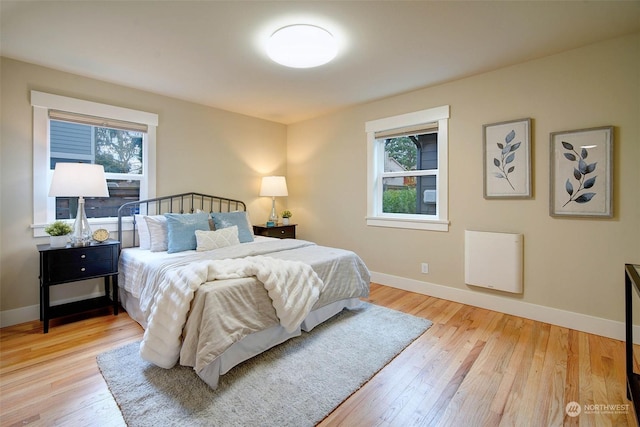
<box><xmin>210</xmin><ymin>211</ymin><xmax>254</xmax><ymax>243</ymax></box>
<box><xmin>164</xmin><ymin>212</ymin><xmax>211</xmax><ymax>253</ymax></box>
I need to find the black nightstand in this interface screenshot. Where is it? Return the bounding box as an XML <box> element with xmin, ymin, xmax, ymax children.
<box><xmin>253</xmin><ymin>224</ymin><xmax>296</xmax><ymax>239</ymax></box>
<box><xmin>37</xmin><ymin>240</ymin><xmax>120</xmax><ymax>333</ymax></box>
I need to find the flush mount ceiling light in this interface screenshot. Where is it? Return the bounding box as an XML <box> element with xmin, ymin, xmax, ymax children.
<box><xmin>267</xmin><ymin>24</ymin><xmax>338</xmax><ymax>68</ymax></box>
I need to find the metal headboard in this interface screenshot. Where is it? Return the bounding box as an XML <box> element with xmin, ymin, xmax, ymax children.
<box><xmin>117</xmin><ymin>192</ymin><xmax>246</xmax><ymax>248</ymax></box>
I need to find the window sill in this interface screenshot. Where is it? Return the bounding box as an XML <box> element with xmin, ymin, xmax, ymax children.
<box><xmin>31</xmin><ymin>217</ymin><xmax>131</xmax><ymax>238</ymax></box>
<box><xmin>366</xmin><ymin>216</ymin><xmax>449</xmax><ymax>232</ymax></box>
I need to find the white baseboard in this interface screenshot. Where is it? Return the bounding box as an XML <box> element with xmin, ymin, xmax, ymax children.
<box><xmin>0</xmin><ymin>291</ymin><xmax>107</xmax><ymax>328</ymax></box>
<box><xmin>371</xmin><ymin>271</ymin><xmax>638</xmax><ymax>344</ymax></box>
<box><xmin>1</xmin><ymin>304</ymin><xmax>41</xmax><ymax>328</ymax></box>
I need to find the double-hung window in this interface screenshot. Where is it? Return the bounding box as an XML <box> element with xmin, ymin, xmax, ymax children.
<box><xmin>31</xmin><ymin>91</ymin><xmax>158</xmax><ymax>236</ymax></box>
<box><xmin>365</xmin><ymin>105</ymin><xmax>450</xmax><ymax>231</ymax></box>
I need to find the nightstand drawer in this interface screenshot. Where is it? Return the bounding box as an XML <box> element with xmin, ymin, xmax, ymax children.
<box><xmin>266</xmin><ymin>227</ymin><xmax>295</xmax><ymax>238</ymax></box>
<box><xmin>49</xmin><ymin>258</ymin><xmax>115</xmax><ymax>282</ymax></box>
<box><xmin>48</xmin><ymin>245</ymin><xmax>113</xmax><ymax>265</ymax></box>
<box><xmin>256</xmin><ymin>225</ymin><xmax>296</xmax><ymax>239</ymax></box>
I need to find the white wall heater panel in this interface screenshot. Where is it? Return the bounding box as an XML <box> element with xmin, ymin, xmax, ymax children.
<box><xmin>465</xmin><ymin>230</ymin><xmax>523</xmax><ymax>294</ymax></box>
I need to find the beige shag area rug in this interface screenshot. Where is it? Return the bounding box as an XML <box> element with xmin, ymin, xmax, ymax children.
<box><xmin>97</xmin><ymin>303</ymin><xmax>432</xmax><ymax>427</ymax></box>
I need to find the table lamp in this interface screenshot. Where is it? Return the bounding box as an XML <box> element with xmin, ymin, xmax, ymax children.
<box><xmin>259</xmin><ymin>176</ymin><xmax>288</xmax><ymax>223</ymax></box>
<box><xmin>49</xmin><ymin>163</ymin><xmax>109</xmax><ymax>247</ymax></box>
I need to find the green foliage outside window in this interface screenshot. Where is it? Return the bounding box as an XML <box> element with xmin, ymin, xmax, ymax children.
<box><xmin>385</xmin><ymin>137</ymin><xmax>417</xmax><ymax>170</ymax></box>
<box><xmin>95</xmin><ymin>128</ymin><xmax>142</xmax><ymax>174</ymax></box>
<box><xmin>383</xmin><ymin>188</ymin><xmax>417</xmax><ymax>214</ymax></box>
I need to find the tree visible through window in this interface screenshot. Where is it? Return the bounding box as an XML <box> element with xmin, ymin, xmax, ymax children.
<box><xmin>95</xmin><ymin>127</ymin><xmax>143</xmax><ymax>174</ymax></box>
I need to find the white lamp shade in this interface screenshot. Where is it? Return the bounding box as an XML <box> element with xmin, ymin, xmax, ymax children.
<box><xmin>259</xmin><ymin>176</ymin><xmax>288</xmax><ymax>197</ymax></box>
<box><xmin>49</xmin><ymin>163</ymin><xmax>109</xmax><ymax>197</ymax></box>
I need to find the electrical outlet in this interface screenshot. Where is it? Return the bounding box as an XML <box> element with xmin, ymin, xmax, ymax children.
<box><xmin>421</xmin><ymin>263</ymin><xmax>429</xmax><ymax>274</ymax></box>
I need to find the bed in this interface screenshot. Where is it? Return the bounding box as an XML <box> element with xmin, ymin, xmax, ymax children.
<box><xmin>116</xmin><ymin>192</ymin><xmax>370</xmax><ymax>389</ymax></box>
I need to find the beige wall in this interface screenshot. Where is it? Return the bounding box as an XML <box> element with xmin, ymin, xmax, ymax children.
<box><xmin>287</xmin><ymin>33</ymin><xmax>640</xmax><ymax>325</ymax></box>
<box><xmin>0</xmin><ymin>58</ymin><xmax>286</xmax><ymax>316</ymax></box>
<box><xmin>1</xmin><ymin>33</ymin><xmax>638</xmax><ymax>329</ymax></box>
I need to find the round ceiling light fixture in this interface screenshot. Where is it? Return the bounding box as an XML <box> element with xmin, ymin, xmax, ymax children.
<box><xmin>267</xmin><ymin>24</ymin><xmax>338</xmax><ymax>68</ymax></box>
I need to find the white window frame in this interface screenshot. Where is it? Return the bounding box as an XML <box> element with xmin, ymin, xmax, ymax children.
<box><xmin>365</xmin><ymin>105</ymin><xmax>450</xmax><ymax>232</ymax></box>
<box><xmin>31</xmin><ymin>91</ymin><xmax>158</xmax><ymax>237</ymax></box>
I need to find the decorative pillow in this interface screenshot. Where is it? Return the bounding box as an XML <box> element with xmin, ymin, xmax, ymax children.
<box><xmin>164</xmin><ymin>212</ymin><xmax>211</xmax><ymax>253</ymax></box>
<box><xmin>195</xmin><ymin>226</ymin><xmax>240</xmax><ymax>251</ymax></box>
<box><xmin>144</xmin><ymin>215</ymin><xmax>168</xmax><ymax>252</ymax></box>
<box><xmin>210</xmin><ymin>211</ymin><xmax>254</xmax><ymax>243</ymax></box>
<box><xmin>135</xmin><ymin>214</ymin><xmax>153</xmax><ymax>249</ymax></box>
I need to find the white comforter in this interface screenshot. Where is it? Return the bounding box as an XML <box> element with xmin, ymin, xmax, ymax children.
<box><xmin>140</xmin><ymin>255</ymin><xmax>323</xmax><ymax>369</ymax></box>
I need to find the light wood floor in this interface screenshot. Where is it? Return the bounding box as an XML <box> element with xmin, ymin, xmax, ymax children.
<box><xmin>1</xmin><ymin>283</ymin><xmax>637</xmax><ymax>426</ymax></box>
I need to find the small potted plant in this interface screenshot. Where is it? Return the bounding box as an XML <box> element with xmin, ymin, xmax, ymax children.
<box><xmin>281</xmin><ymin>210</ymin><xmax>292</xmax><ymax>225</ymax></box>
<box><xmin>44</xmin><ymin>221</ymin><xmax>72</xmax><ymax>248</ymax></box>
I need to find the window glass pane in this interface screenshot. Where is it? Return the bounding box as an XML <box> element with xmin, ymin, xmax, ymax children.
<box><xmin>95</xmin><ymin>127</ymin><xmax>143</xmax><ymax>174</ymax></box>
<box><xmin>53</xmin><ymin>179</ymin><xmax>140</xmax><ymax>219</ymax></box>
<box><xmin>381</xmin><ymin>132</ymin><xmax>438</xmax><ymax>216</ymax></box>
<box><xmin>382</xmin><ymin>177</ymin><xmax>416</xmax><ymax>214</ymax></box>
<box><xmin>50</xmin><ymin>120</ymin><xmax>143</xmax><ymax>174</ymax></box>
<box><xmin>384</xmin><ymin>137</ymin><xmax>418</xmax><ymax>172</ymax></box>
<box><xmin>382</xmin><ymin>176</ymin><xmax>437</xmax><ymax>215</ymax></box>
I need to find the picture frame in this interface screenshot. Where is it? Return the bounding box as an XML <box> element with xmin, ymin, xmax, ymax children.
<box><xmin>549</xmin><ymin>126</ymin><xmax>613</xmax><ymax>218</ymax></box>
<box><xmin>483</xmin><ymin>118</ymin><xmax>532</xmax><ymax>199</ymax></box>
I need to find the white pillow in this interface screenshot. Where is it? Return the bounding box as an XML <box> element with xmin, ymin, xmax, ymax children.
<box><xmin>195</xmin><ymin>226</ymin><xmax>240</xmax><ymax>251</ymax></box>
<box><xmin>135</xmin><ymin>214</ymin><xmax>151</xmax><ymax>249</ymax></box>
<box><xmin>144</xmin><ymin>215</ymin><xmax>168</xmax><ymax>252</ymax></box>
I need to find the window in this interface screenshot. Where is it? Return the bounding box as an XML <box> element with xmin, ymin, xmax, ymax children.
<box><xmin>31</xmin><ymin>91</ymin><xmax>158</xmax><ymax>236</ymax></box>
<box><xmin>365</xmin><ymin>105</ymin><xmax>449</xmax><ymax>231</ymax></box>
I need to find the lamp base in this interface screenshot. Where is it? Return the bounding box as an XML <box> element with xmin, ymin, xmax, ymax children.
<box><xmin>71</xmin><ymin>238</ymin><xmax>92</xmax><ymax>247</ymax></box>
<box><xmin>70</xmin><ymin>197</ymin><xmax>93</xmax><ymax>247</ymax></box>
<box><xmin>269</xmin><ymin>197</ymin><xmax>278</xmax><ymax>223</ymax></box>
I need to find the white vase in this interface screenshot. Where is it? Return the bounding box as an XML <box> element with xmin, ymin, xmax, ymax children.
<box><xmin>282</xmin><ymin>218</ymin><xmax>290</xmax><ymax>225</ymax></box>
<box><xmin>50</xmin><ymin>235</ymin><xmax>68</xmax><ymax>248</ymax></box>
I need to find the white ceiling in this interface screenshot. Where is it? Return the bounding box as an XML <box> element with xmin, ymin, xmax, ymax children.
<box><xmin>2</xmin><ymin>1</ymin><xmax>639</xmax><ymax>124</ymax></box>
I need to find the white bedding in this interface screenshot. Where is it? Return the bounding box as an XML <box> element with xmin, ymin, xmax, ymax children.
<box><xmin>118</xmin><ymin>236</ymin><xmax>371</xmax><ymax>382</ymax></box>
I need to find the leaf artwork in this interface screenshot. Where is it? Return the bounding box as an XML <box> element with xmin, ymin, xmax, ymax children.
<box><xmin>560</xmin><ymin>141</ymin><xmax>597</xmax><ymax>207</ymax></box>
<box><xmin>492</xmin><ymin>129</ymin><xmax>521</xmax><ymax>190</ymax></box>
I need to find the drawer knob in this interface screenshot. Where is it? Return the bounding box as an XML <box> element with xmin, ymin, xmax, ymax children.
<box><xmin>81</xmin><ymin>254</ymin><xmax>86</xmax><ymax>259</ymax></box>
<box><xmin>80</xmin><ymin>267</ymin><xmax>86</xmax><ymax>272</ymax></box>
<box><xmin>280</xmin><ymin>230</ymin><xmax>285</xmax><ymax>234</ymax></box>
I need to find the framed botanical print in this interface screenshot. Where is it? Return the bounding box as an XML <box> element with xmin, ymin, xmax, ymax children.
<box><xmin>483</xmin><ymin>118</ymin><xmax>532</xmax><ymax>198</ymax></box>
<box><xmin>549</xmin><ymin>126</ymin><xmax>613</xmax><ymax>218</ymax></box>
